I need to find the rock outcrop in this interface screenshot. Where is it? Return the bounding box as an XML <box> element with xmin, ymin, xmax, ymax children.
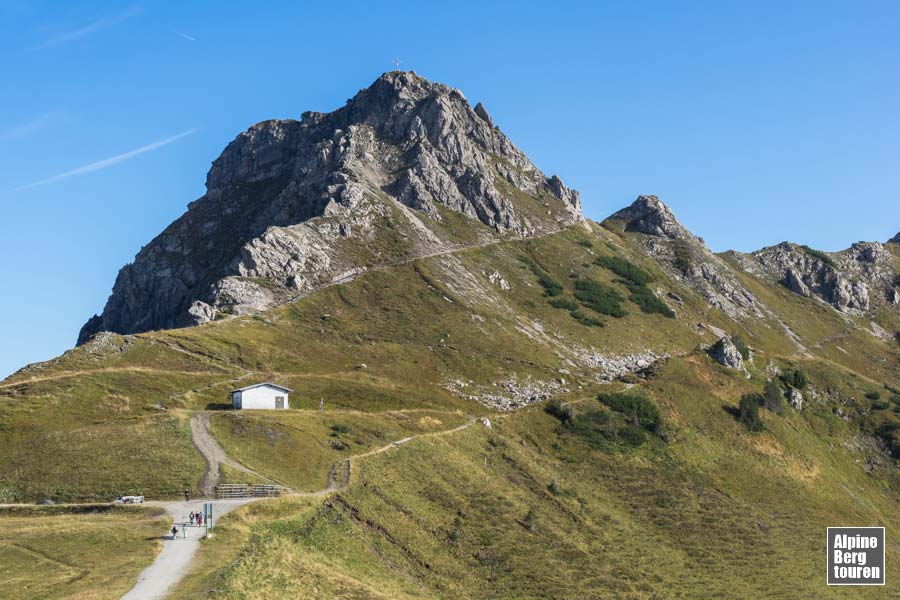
<box><xmin>787</xmin><ymin>387</ymin><xmax>803</xmax><ymax>410</ymax></box>
<box><xmin>78</xmin><ymin>71</ymin><xmax>582</xmax><ymax>344</ymax></box>
<box><xmin>603</xmin><ymin>195</ymin><xmax>762</xmax><ymax>318</ymax></box>
<box><xmin>888</xmin><ymin>232</ymin><xmax>899</xmax><ymax>244</ymax></box>
<box><xmin>708</xmin><ymin>336</ymin><xmax>744</xmax><ymax>370</ymax></box>
<box><xmin>732</xmin><ymin>241</ymin><xmax>896</xmax><ymax>314</ymax></box>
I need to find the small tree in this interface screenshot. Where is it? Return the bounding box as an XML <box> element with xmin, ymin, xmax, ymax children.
<box><xmin>738</xmin><ymin>393</ymin><xmax>764</xmax><ymax>432</ymax></box>
<box><xmin>524</xmin><ymin>509</ymin><xmax>536</xmax><ymax>532</ymax></box>
<box><xmin>732</xmin><ymin>336</ymin><xmax>751</xmax><ymax>361</ymax></box>
<box><xmin>763</xmin><ymin>380</ymin><xmax>783</xmax><ymax>414</ymax></box>
<box><xmin>448</xmin><ymin>516</ymin><xmax>463</xmax><ymax>542</ymax></box>
<box><xmin>781</xmin><ymin>368</ymin><xmax>807</xmax><ymax>390</ymax></box>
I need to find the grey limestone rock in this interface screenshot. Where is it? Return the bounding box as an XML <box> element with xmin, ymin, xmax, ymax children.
<box><xmin>603</xmin><ymin>196</ymin><xmax>762</xmax><ymax>319</ymax></box>
<box><xmin>738</xmin><ymin>241</ymin><xmax>895</xmax><ymax>314</ymax></box>
<box><xmin>78</xmin><ymin>72</ymin><xmax>582</xmax><ymax>344</ymax></box>
<box><xmin>708</xmin><ymin>336</ymin><xmax>744</xmax><ymax>370</ymax></box>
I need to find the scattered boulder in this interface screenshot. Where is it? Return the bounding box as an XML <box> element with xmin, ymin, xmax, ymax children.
<box><xmin>485</xmin><ymin>270</ymin><xmax>510</xmax><ymax>290</ymax></box>
<box><xmin>708</xmin><ymin>336</ymin><xmax>744</xmax><ymax>370</ymax></box>
<box><xmin>787</xmin><ymin>387</ymin><xmax>803</xmax><ymax>410</ymax></box>
<box><xmin>188</xmin><ymin>300</ymin><xmax>217</xmax><ymax>325</ymax></box>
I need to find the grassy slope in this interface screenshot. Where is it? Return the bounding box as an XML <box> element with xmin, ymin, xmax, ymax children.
<box><xmin>0</xmin><ymin>505</ymin><xmax>167</xmax><ymax>600</ymax></box>
<box><xmin>0</xmin><ymin>222</ymin><xmax>729</xmax><ymax>501</ymax></box>
<box><xmin>209</xmin><ymin>409</ymin><xmax>469</xmax><ymax>491</ymax></box>
<box><xmin>1</xmin><ymin>222</ymin><xmax>900</xmax><ymax>597</ymax></box>
<box><xmin>180</xmin><ymin>357</ymin><xmax>900</xmax><ymax>599</ymax></box>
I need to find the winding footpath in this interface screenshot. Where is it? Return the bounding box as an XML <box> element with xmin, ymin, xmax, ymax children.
<box><xmin>120</xmin><ymin>412</ymin><xmax>478</xmax><ymax>599</ymax></box>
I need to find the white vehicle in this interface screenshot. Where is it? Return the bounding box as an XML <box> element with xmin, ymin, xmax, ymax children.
<box><xmin>115</xmin><ymin>495</ymin><xmax>145</xmax><ymax>504</ymax></box>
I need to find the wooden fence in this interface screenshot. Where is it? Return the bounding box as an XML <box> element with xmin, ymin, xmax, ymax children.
<box><xmin>215</xmin><ymin>483</ymin><xmax>282</xmax><ymax>499</ymax></box>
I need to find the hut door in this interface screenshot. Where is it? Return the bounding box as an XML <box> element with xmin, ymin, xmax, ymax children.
<box><xmin>275</xmin><ymin>396</ymin><xmax>284</xmax><ymax>409</ymax></box>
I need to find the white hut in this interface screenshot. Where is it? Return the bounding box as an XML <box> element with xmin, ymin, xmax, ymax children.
<box><xmin>231</xmin><ymin>382</ymin><xmax>292</xmax><ymax>410</ymax></box>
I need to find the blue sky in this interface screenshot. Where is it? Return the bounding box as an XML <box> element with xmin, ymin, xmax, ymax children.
<box><xmin>1</xmin><ymin>1</ymin><xmax>898</xmax><ymax>378</ymax></box>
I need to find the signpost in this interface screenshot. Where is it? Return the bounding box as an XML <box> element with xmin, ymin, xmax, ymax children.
<box><xmin>204</xmin><ymin>502</ymin><xmax>213</xmax><ymax>538</ymax></box>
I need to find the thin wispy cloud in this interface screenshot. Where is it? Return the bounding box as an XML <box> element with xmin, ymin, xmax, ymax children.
<box><xmin>31</xmin><ymin>4</ymin><xmax>142</xmax><ymax>50</ymax></box>
<box><xmin>174</xmin><ymin>30</ymin><xmax>196</xmax><ymax>41</ymax></box>
<box><xmin>14</xmin><ymin>129</ymin><xmax>197</xmax><ymax>191</ymax></box>
<box><xmin>0</xmin><ymin>111</ymin><xmax>62</xmax><ymax>141</ymax></box>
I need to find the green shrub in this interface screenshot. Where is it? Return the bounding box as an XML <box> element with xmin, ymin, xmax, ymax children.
<box><xmin>627</xmin><ymin>285</ymin><xmax>676</xmax><ymax>317</ymax></box>
<box><xmin>545</xmin><ymin>399</ymin><xmax>574</xmax><ymax>424</ymax></box>
<box><xmin>597</xmin><ymin>391</ymin><xmax>662</xmax><ymax>432</ymax></box>
<box><xmin>577</xmin><ymin>239</ymin><xmax>593</xmax><ymax>248</ymax></box>
<box><xmin>595</xmin><ymin>255</ymin><xmax>654</xmax><ymax>286</ymax></box>
<box><xmin>548</xmin><ymin>296</ymin><xmax>578</xmax><ymax>311</ymax></box>
<box><xmin>595</xmin><ymin>255</ymin><xmax>674</xmax><ymax>317</ymax></box>
<box><xmin>523</xmin><ymin>509</ymin><xmax>536</xmax><ymax>532</ymax></box>
<box><xmin>865</xmin><ymin>391</ymin><xmax>881</xmax><ymax>401</ymax></box>
<box><xmin>732</xmin><ymin>336</ymin><xmax>751</xmax><ymax>360</ymax></box>
<box><xmin>568</xmin><ymin>411</ymin><xmax>615</xmax><ymax>448</ymax></box>
<box><xmin>329</xmin><ymin>423</ymin><xmax>351</xmax><ymax>436</ymax></box>
<box><xmin>799</xmin><ymin>245</ymin><xmax>836</xmax><ymax>268</ymax></box>
<box><xmin>738</xmin><ymin>394</ymin><xmax>764</xmax><ymax>432</ymax></box>
<box><xmin>569</xmin><ymin>310</ymin><xmax>604</xmax><ymax>327</ymax></box>
<box><xmin>781</xmin><ymin>368</ymin><xmax>808</xmax><ymax>390</ymax></box>
<box><xmin>533</xmin><ymin>267</ymin><xmax>563</xmax><ymax>296</ymax></box>
<box><xmin>619</xmin><ymin>424</ymin><xmax>648</xmax><ymax>447</ymax></box>
<box><xmin>763</xmin><ymin>380</ymin><xmax>783</xmax><ymax>414</ymax></box>
<box><xmin>448</xmin><ymin>516</ymin><xmax>463</xmax><ymax>542</ymax></box>
<box><xmin>574</xmin><ymin>279</ymin><xmax>627</xmax><ymax>317</ymax></box>
<box><xmin>673</xmin><ymin>240</ymin><xmax>693</xmax><ymax>275</ymax></box>
<box><xmin>522</xmin><ymin>257</ymin><xmax>563</xmax><ymax>296</ymax></box>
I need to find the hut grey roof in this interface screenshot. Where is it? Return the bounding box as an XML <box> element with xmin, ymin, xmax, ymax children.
<box><xmin>230</xmin><ymin>382</ymin><xmax>293</xmax><ymax>393</ymax></box>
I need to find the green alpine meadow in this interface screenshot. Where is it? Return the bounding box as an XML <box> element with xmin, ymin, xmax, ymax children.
<box><xmin>2</xmin><ymin>71</ymin><xmax>899</xmax><ymax>599</ymax></box>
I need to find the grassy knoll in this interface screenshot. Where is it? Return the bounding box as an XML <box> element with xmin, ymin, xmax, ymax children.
<box><xmin>209</xmin><ymin>409</ymin><xmax>470</xmax><ymax>491</ymax></box>
<box><xmin>0</xmin><ymin>505</ymin><xmax>167</xmax><ymax>600</ymax></box>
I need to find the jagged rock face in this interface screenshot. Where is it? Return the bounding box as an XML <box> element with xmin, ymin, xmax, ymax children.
<box><xmin>603</xmin><ymin>196</ymin><xmax>762</xmax><ymax>319</ymax></box>
<box><xmin>78</xmin><ymin>71</ymin><xmax>582</xmax><ymax>344</ymax></box>
<box><xmin>735</xmin><ymin>241</ymin><xmax>895</xmax><ymax>314</ymax></box>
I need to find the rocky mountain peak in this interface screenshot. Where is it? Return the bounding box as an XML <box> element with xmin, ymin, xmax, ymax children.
<box><xmin>604</xmin><ymin>195</ymin><xmax>692</xmax><ymax>240</ymax></box>
<box><xmin>602</xmin><ymin>195</ymin><xmax>762</xmax><ymax>319</ymax></box>
<box><xmin>77</xmin><ymin>72</ymin><xmax>582</xmax><ymax>344</ymax></box>
<box><xmin>889</xmin><ymin>231</ymin><xmax>900</xmax><ymax>244</ymax></box>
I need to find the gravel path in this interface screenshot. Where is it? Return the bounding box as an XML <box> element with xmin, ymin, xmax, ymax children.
<box><xmin>120</xmin><ymin>498</ymin><xmax>255</xmax><ymax>600</ymax></box>
<box><xmin>189</xmin><ymin>412</ymin><xmax>280</xmax><ymax>497</ymax></box>
<box><xmin>120</xmin><ymin>415</ymin><xmax>479</xmax><ymax>599</ymax></box>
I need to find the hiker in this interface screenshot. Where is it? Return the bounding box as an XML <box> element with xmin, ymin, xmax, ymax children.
<box><xmin>184</xmin><ymin>489</ymin><xmax>190</xmax><ymax>502</ymax></box>
<box><xmin>171</xmin><ymin>525</ymin><xmax>178</xmax><ymax>539</ymax></box>
<box><xmin>197</xmin><ymin>512</ymin><xmax>203</xmax><ymax>526</ymax></box>
<box><xmin>189</xmin><ymin>512</ymin><xmax>195</xmax><ymax>525</ymax></box>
